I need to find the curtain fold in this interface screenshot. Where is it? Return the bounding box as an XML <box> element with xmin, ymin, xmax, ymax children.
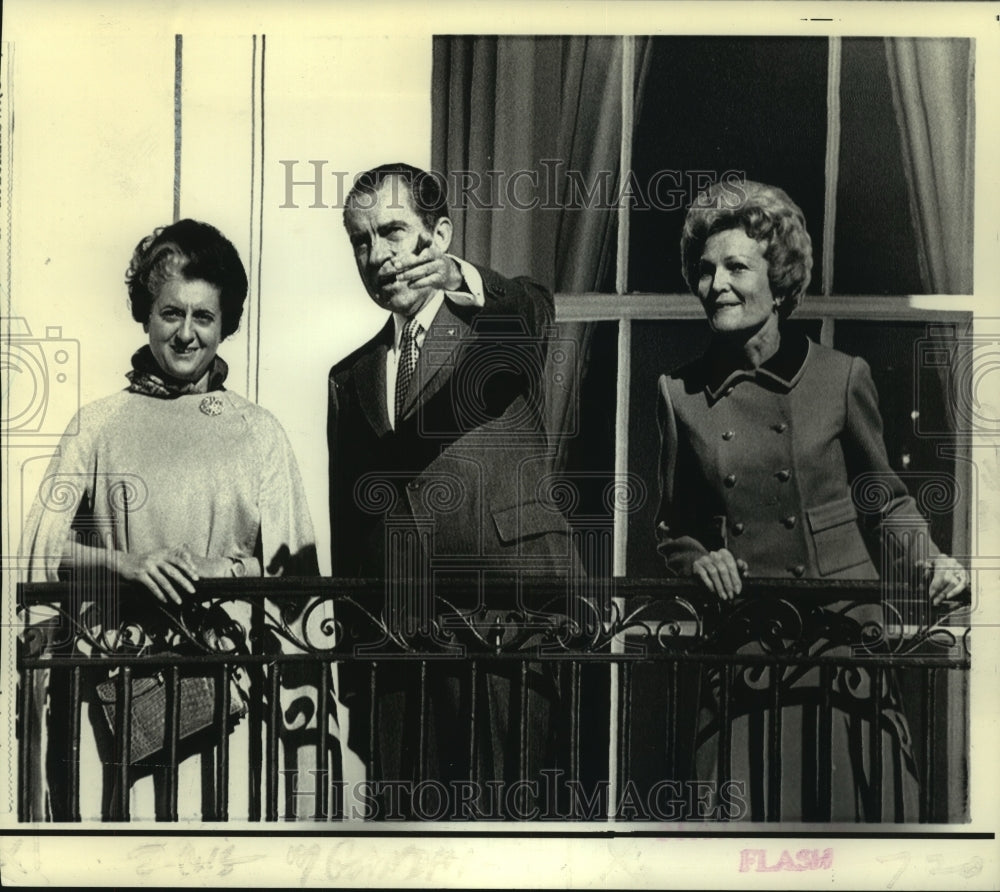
<box><xmin>885</xmin><ymin>36</ymin><xmax>973</xmax><ymax>823</ymax></box>
<box><xmin>885</xmin><ymin>36</ymin><xmax>974</xmax><ymax>555</ymax></box>
<box><xmin>433</xmin><ymin>36</ymin><xmax>647</xmax><ymax>469</ymax></box>
<box><xmin>884</xmin><ymin>38</ymin><xmax>974</xmax><ymax>295</ymax></box>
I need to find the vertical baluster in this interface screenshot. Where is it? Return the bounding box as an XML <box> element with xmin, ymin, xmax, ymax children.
<box><xmin>116</xmin><ymin>665</ymin><xmax>133</xmax><ymax>821</ymax></box>
<box><xmin>217</xmin><ymin>665</ymin><xmax>231</xmax><ymax>821</ymax></box>
<box><xmin>767</xmin><ymin>668</ymin><xmax>781</xmax><ymax>822</ymax></box>
<box><xmin>871</xmin><ymin>665</ymin><xmax>883</xmax><ymax>822</ymax></box>
<box><xmin>248</xmin><ymin>600</ymin><xmax>264</xmax><ymax>821</ymax></box>
<box><xmin>665</xmin><ymin>661</ymin><xmax>677</xmax><ymax>782</ymax></box>
<box><xmin>617</xmin><ymin>661</ymin><xmax>632</xmax><ymax>815</ymax></box>
<box><xmin>18</xmin><ymin>665</ymin><xmax>32</xmax><ymax>822</ymax></box>
<box><xmin>468</xmin><ymin>661</ymin><xmax>478</xmax><ymax>789</ymax></box>
<box><xmin>68</xmin><ymin>667</ymin><xmax>82</xmax><ymax>822</ymax></box>
<box><xmin>417</xmin><ymin>660</ymin><xmax>428</xmax><ymax>791</ymax></box>
<box><xmin>369</xmin><ymin>662</ymin><xmax>378</xmax><ymax>784</ymax></box>
<box><xmin>818</xmin><ymin>665</ymin><xmax>833</xmax><ymax>822</ymax></box>
<box><xmin>165</xmin><ymin>666</ymin><xmax>181</xmax><ymax>822</ymax></box>
<box><xmin>328</xmin><ymin>660</ymin><xmax>344</xmax><ymax>821</ymax></box>
<box><xmin>315</xmin><ymin>661</ymin><xmax>330</xmax><ymax>820</ymax></box>
<box><xmin>519</xmin><ymin>661</ymin><xmax>529</xmax><ymax>789</ymax></box>
<box><xmin>717</xmin><ymin>663</ymin><xmax>732</xmax><ymax>820</ymax></box>
<box><xmin>569</xmin><ymin>661</ymin><xmax>581</xmax><ymax>818</ymax></box>
<box><xmin>265</xmin><ymin>662</ymin><xmax>279</xmax><ymax>821</ymax></box>
<box><xmin>922</xmin><ymin>667</ymin><xmax>937</xmax><ymax>823</ymax></box>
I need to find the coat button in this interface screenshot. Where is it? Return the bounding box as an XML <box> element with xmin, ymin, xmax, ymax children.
<box><xmin>776</xmin><ymin>468</ymin><xmax>791</xmax><ymax>482</ymax></box>
<box><xmin>789</xmin><ymin>564</ymin><xmax>806</xmax><ymax>577</ymax></box>
<box><xmin>782</xmin><ymin>514</ymin><xmax>797</xmax><ymax>529</ymax></box>
<box><xmin>772</xmin><ymin>422</ymin><xmax>788</xmax><ymax>433</ymax></box>
<box><xmin>722</xmin><ymin>430</ymin><xmax>735</xmax><ymax>441</ymax></box>
<box><xmin>724</xmin><ymin>474</ymin><xmax>737</xmax><ymax>488</ymax></box>
<box><xmin>407</xmin><ymin>480</ymin><xmax>422</xmax><ymax>492</ymax></box>
<box><xmin>732</xmin><ymin>522</ymin><xmax>745</xmax><ymax>535</ymax></box>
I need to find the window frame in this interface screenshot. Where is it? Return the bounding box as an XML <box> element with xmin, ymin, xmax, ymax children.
<box><xmin>550</xmin><ymin>36</ymin><xmax>976</xmax><ymax>578</ymax></box>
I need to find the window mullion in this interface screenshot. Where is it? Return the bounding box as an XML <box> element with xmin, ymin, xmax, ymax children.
<box><xmin>823</xmin><ymin>36</ymin><xmax>842</xmax><ymax>297</ymax></box>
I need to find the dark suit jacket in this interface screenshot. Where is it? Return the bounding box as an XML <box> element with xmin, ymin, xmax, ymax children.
<box><xmin>328</xmin><ymin>266</ymin><xmax>578</xmax><ymax>800</ymax></box>
<box><xmin>656</xmin><ymin>333</ymin><xmax>939</xmax><ymax>581</ymax></box>
<box><xmin>328</xmin><ymin>264</ymin><xmax>577</xmax><ymax>585</ymax></box>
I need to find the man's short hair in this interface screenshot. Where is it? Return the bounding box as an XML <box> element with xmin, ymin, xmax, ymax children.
<box><xmin>344</xmin><ymin>162</ymin><xmax>449</xmax><ymax>231</ymax></box>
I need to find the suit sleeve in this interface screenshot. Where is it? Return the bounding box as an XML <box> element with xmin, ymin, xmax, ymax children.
<box><xmin>327</xmin><ymin>367</ymin><xmax>367</xmax><ymax>577</ymax></box>
<box><xmin>842</xmin><ymin>356</ymin><xmax>940</xmax><ymax>568</ymax></box>
<box><xmin>469</xmin><ymin>262</ymin><xmax>554</xmax><ymax>337</ymax></box>
<box><xmin>654</xmin><ymin>375</ymin><xmax>712</xmax><ymax>575</ymax></box>
<box><xmin>327</xmin><ymin>369</ymin><xmax>346</xmax><ymax>576</ymax></box>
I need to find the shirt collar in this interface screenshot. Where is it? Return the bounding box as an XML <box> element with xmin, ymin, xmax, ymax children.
<box><xmin>703</xmin><ymin>331</ymin><xmax>811</xmax><ymax>400</ymax></box>
<box><xmin>392</xmin><ymin>290</ymin><xmax>445</xmax><ymax>351</ymax></box>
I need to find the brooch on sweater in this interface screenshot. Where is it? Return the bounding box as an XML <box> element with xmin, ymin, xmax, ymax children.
<box><xmin>199</xmin><ymin>395</ymin><xmax>224</xmax><ymax>417</ymax></box>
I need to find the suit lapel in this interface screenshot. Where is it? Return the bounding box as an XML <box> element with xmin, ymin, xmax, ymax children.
<box><xmin>400</xmin><ymin>299</ymin><xmax>469</xmax><ymax>420</ymax></box>
<box><xmin>356</xmin><ymin>320</ymin><xmax>393</xmax><ymax>436</ymax></box>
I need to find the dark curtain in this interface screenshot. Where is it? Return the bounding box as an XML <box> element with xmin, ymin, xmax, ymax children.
<box><xmin>432</xmin><ymin>36</ymin><xmax>649</xmax><ymax>469</ymax></box>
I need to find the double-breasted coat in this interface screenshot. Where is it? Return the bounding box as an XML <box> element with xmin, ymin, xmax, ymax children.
<box><xmin>656</xmin><ymin>332</ymin><xmax>938</xmax><ymax>580</ymax></box>
<box><xmin>655</xmin><ymin>333</ymin><xmax>933</xmax><ymax>821</ymax></box>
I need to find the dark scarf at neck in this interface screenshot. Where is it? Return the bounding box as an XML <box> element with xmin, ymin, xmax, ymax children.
<box><xmin>126</xmin><ymin>345</ymin><xmax>228</xmax><ymax>398</ymax></box>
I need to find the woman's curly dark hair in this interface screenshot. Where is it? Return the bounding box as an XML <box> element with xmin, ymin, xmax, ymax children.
<box><xmin>126</xmin><ymin>219</ymin><xmax>249</xmax><ymax>339</ymax></box>
<box><xmin>680</xmin><ymin>179</ymin><xmax>813</xmax><ymax>318</ymax></box>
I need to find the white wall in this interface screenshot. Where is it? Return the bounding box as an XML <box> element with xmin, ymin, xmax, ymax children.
<box><xmin>258</xmin><ymin>34</ymin><xmax>431</xmax><ymax>572</ymax></box>
<box><xmin>2</xmin><ymin>25</ymin><xmax>431</xmax><ymax>577</ymax></box>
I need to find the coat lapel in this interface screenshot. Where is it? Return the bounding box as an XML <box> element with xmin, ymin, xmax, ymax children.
<box><xmin>400</xmin><ymin>298</ymin><xmax>468</xmax><ymax>420</ymax></box>
<box><xmin>356</xmin><ymin>320</ymin><xmax>393</xmax><ymax>436</ymax></box>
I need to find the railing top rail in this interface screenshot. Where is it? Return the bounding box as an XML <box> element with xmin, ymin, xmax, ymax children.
<box><xmin>17</xmin><ymin>575</ymin><xmax>955</xmax><ymax>605</ymax></box>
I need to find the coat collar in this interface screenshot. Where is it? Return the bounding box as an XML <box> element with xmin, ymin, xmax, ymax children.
<box><xmin>702</xmin><ymin>331</ymin><xmax>811</xmax><ymax>401</ymax></box>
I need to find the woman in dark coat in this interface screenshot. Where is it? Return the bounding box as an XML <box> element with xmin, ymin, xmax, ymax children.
<box><xmin>656</xmin><ymin>180</ymin><xmax>967</xmax><ymax>821</ymax></box>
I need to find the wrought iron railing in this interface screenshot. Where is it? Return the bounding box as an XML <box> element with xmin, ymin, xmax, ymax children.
<box><xmin>17</xmin><ymin>577</ymin><xmax>970</xmax><ymax>823</ymax></box>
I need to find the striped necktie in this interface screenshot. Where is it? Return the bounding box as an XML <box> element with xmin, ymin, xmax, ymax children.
<box><xmin>394</xmin><ymin>316</ymin><xmax>422</xmax><ymax>425</ymax></box>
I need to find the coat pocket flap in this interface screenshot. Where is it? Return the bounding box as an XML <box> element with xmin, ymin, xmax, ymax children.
<box><xmin>492</xmin><ymin>501</ymin><xmax>566</xmax><ymax>544</ymax></box>
<box><xmin>807</xmin><ymin>496</ymin><xmax>858</xmax><ymax>533</ymax></box>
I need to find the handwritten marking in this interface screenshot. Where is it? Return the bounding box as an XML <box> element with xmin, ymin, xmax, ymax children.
<box><xmin>127</xmin><ymin>842</ymin><xmax>265</xmax><ymax>878</ymax></box>
<box><xmin>0</xmin><ymin>838</ymin><xmax>43</xmax><ymax>879</ymax></box>
<box><xmin>739</xmin><ymin>848</ymin><xmax>833</xmax><ymax>872</ymax></box>
<box><xmin>877</xmin><ymin>851</ymin><xmax>911</xmax><ymax>889</ymax></box>
<box><xmin>879</xmin><ymin>851</ymin><xmax>983</xmax><ymax>888</ymax></box>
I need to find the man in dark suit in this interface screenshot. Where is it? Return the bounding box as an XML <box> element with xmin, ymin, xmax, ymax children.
<box><xmin>328</xmin><ymin>163</ymin><xmax>577</xmax><ymax>817</ymax></box>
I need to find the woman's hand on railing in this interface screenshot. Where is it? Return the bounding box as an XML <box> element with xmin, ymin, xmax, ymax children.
<box><xmin>117</xmin><ymin>550</ymin><xmax>262</xmax><ymax>603</ymax></box>
<box><xmin>923</xmin><ymin>555</ymin><xmax>970</xmax><ymax>605</ymax></box>
<box><xmin>115</xmin><ymin>545</ymin><xmax>201</xmax><ymax>605</ymax></box>
<box><xmin>692</xmin><ymin>549</ymin><xmax>749</xmax><ymax>601</ymax></box>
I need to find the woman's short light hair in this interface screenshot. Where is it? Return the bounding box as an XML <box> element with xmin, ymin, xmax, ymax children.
<box><xmin>680</xmin><ymin>179</ymin><xmax>813</xmax><ymax>318</ymax></box>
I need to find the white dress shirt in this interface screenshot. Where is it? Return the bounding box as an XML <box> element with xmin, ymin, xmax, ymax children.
<box><xmin>385</xmin><ymin>256</ymin><xmax>485</xmax><ymax>429</ymax></box>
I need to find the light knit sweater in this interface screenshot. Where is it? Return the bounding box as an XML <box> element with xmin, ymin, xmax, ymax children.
<box><xmin>22</xmin><ymin>386</ymin><xmax>317</xmax><ymax>582</ymax></box>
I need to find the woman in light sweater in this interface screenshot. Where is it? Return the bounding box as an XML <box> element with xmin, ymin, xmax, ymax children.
<box><xmin>21</xmin><ymin>219</ymin><xmax>319</xmax><ymax>820</ymax></box>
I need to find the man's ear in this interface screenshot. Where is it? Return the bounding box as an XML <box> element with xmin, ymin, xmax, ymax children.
<box><xmin>433</xmin><ymin>216</ymin><xmax>453</xmax><ymax>253</ymax></box>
